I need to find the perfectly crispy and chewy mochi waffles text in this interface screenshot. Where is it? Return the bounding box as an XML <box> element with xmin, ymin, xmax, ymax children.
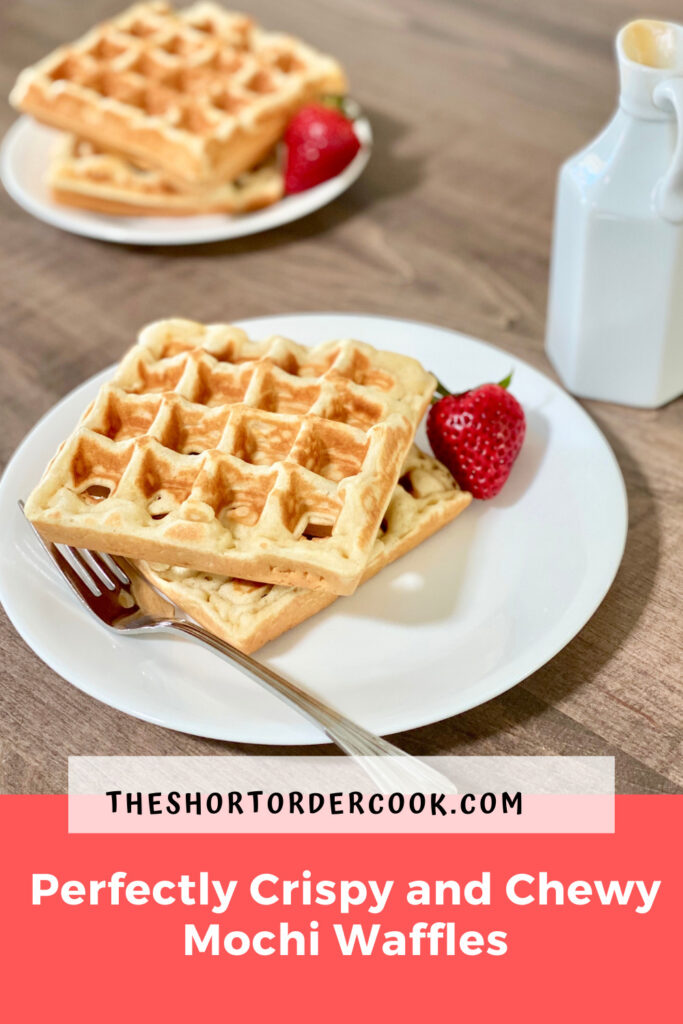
<box><xmin>136</xmin><ymin>446</ymin><xmax>471</xmax><ymax>652</ymax></box>
<box><xmin>24</xmin><ymin>320</ymin><xmax>436</xmax><ymax>595</ymax></box>
<box><xmin>9</xmin><ymin>1</ymin><xmax>347</xmax><ymax>186</ymax></box>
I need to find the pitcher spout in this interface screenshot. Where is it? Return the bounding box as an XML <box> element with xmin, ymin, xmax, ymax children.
<box><xmin>618</xmin><ymin>20</ymin><xmax>683</xmax><ymax>119</ymax></box>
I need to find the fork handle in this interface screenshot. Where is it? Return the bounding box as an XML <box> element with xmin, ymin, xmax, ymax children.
<box><xmin>168</xmin><ymin>619</ymin><xmax>455</xmax><ymax>793</ymax></box>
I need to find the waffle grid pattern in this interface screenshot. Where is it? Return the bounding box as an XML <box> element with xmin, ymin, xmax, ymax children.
<box><xmin>11</xmin><ymin>2</ymin><xmax>347</xmax><ymax>184</ymax></box>
<box><xmin>25</xmin><ymin>320</ymin><xmax>435</xmax><ymax>594</ymax></box>
<box><xmin>138</xmin><ymin>446</ymin><xmax>472</xmax><ymax>652</ymax></box>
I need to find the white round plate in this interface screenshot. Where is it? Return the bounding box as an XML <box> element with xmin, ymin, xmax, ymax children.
<box><xmin>0</xmin><ymin>314</ymin><xmax>627</xmax><ymax>744</ymax></box>
<box><xmin>0</xmin><ymin>116</ymin><xmax>372</xmax><ymax>246</ymax></box>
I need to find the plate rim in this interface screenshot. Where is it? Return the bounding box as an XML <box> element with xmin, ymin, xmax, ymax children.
<box><xmin>0</xmin><ymin>115</ymin><xmax>373</xmax><ymax>246</ymax></box>
<box><xmin>0</xmin><ymin>312</ymin><xmax>628</xmax><ymax>743</ymax></box>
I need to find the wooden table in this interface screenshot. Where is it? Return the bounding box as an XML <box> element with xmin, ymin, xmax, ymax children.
<box><xmin>1</xmin><ymin>0</ymin><xmax>681</xmax><ymax>794</ymax></box>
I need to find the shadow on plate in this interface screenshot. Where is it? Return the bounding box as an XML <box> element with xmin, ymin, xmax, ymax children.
<box><xmin>269</xmin><ymin>514</ymin><xmax>476</xmax><ymax>661</ymax></box>
<box><xmin>392</xmin><ymin>414</ymin><xmax>664</xmax><ymax>781</ymax></box>
<box><xmin>491</xmin><ymin>407</ymin><xmax>549</xmax><ymax>508</ymax></box>
<box><xmin>266</xmin><ymin>407</ymin><xmax>548</xmax><ymax>653</ymax></box>
<box><xmin>13</xmin><ymin>401</ymin><xmax>544</xmax><ymax>651</ymax></box>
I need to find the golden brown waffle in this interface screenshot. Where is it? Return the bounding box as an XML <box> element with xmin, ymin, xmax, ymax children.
<box><xmin>24</xmin><ymin>319</ymin><xmax>436</xmax><ymax>595</ymax></box>
<box><xmin>48</xmin><ymin>135</ymin><xmax>283</xmax><ymax>216</ymax></box>
<box><xmin>10</xmin><ymin>2</ymin><xmax>347</xmax><ymax>185</ymax></box>
<box><xmin>136</xmin><ymin>447</ymin><xmax>471</xmax><ymax>652</ymax></box>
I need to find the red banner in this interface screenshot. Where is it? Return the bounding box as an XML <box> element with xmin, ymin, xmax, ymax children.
<box><xmin>1</xmin><ymin>795</ymin><xmax>679</xmax><ymax>1021</ymax></box>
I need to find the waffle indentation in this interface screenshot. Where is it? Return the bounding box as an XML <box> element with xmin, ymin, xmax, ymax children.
<box><xmin>71</xmin><ymin>435</ymin><xmax>135</xmax><ymax>495</ymax></box>
<box><xmin>13</xmin><ymin>2</ymin><xmax>348</xmax><ymax>186</ymax></box>
<box><xmin>25</xmin><ymin>318</ymin><xmax>436</xmax><ymax>594</ymax></box>
<box><xmin>196</xmin><ymin>457</ymin><xmax>277</xmax><ymax>528</ymax></box>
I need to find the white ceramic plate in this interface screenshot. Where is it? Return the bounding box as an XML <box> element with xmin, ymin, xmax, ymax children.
<box><xmin>0</xmin><ymin>116</ymin><xmax>372</xmax><ymax>246</ymax></box>
<box><xmin>0</xmin><ymin>314</ymin><xmax>627</xmax><ymax>744</ymax></box>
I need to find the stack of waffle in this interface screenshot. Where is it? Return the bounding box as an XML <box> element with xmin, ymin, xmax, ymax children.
<box><xmin>25</xmin><ymin>320</ymin><xmax>472</xmax><ymax>652</ymax></box>
<box><xmin>10</xmin><ymin>1</ymin><xmax>348</xmax><ymax>215</ymax></box>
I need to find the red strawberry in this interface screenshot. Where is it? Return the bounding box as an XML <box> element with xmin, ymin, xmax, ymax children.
<box><xmin>283</xmin><ymin>102</ymin><xmax>361</xmax><ymax>193</ymax></box>
<box><xmin>427</xmin><ymin>374</ymin><xmax>526</xmax><ymax>499</ymax></box>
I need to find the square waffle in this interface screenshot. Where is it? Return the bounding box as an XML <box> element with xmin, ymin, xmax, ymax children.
<box><xmin>10</xmin><ymin>1</ymin><xmax>347</xmax><ymax>186</ymax></box>
<box><xmin>24</xmin><ymin>319</ymin><xmax>436</xmax><ymax>595</ymax></box>
<box><xmin>135</xmin><ymin>447</ymin><xmax>472</xmax><ymax>652</ymax></box>
<box><xmin>48</xmin><ymin>134</ymin><xmax>283</xmax><ymax>216</ymax></box>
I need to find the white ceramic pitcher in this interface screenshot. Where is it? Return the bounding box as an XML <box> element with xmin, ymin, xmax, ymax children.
<box><xmin>546</xmin><ymin>19</ymin><xmax>683</xmax><ymax>408</ymax></box>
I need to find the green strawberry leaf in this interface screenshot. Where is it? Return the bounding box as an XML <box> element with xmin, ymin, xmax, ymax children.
<box><xmin>430</xmin><ymin>370</ymin><xmax>514</xmax><ymax>403</ymax></box>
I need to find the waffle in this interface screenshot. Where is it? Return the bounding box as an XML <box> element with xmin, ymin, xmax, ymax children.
<box><xmin>136</xmin><ymin>447</ymin><xmax>471</xmax><ymax>652</ymax></box>
<box><xmin>10</xmin><ymin>2</ymin><xmax>347</xmax><ymax>186</ymax></box>
<box><xmin>24</xmin><ymin>319</ymin><xmax>436</xmax><ymax>595</ymax></box>
<box><xmin>48</xmin><ymin>135</ymin><xmax>283</xmax><ymax>216</ymax></box>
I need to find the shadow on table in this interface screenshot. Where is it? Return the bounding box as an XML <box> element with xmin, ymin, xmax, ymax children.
<box><xmin>119</xmin><ymin>105</ymin><xmax>424</xmax><ymax>260</ymax></box>
<box><xmin>358</xmin><ymin>104</ymin><xmax>424</xmax><ymax>201</ymax></box>
<box><xmin>394</xmin><ymin>412</ymin><xmax>661</xmax><ymax>756</ymax></box>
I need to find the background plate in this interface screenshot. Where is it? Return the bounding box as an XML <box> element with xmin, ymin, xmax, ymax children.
<box><xmin>0</xmin><ymin>116</ymin><xmax>372</xmax><ymax>246</ymax></box>
<box><xmin>0</xmin><ymin>314</ymin><xmax>627</xmax><ymax>744</ymax></box>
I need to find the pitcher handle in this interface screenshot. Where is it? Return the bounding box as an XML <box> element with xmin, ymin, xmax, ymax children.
<box><xmin>654</xmin><ymin>77</ymin><xmax>683</xmax><ymax>223</ymax></box>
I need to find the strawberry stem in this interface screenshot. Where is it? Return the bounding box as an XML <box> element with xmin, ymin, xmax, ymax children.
<box><xmin>430</xmin><ymin>378</ymin><xmax>451</xmax><ymax>404</ymax></box>
<box><xmin>431</xmin><ymin>371</ymin><xmax>514</xmax><ymax>403</ymax></box>
<box><xmin>320</xmin><ymin>94</ymin><xmax>348</xmax><ymax>113</ymax></box>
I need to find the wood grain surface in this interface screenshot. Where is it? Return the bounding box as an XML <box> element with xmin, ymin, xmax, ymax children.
<box><xmin>0</xmin><ymin>0</ymin><xmax>681</xmax><ymax>794</ymax></box>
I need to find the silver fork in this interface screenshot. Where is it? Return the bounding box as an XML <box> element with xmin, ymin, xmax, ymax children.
<box><xmin>20</xmin><ymin>505</ymin><xmax>456</xmax><ymax>795</ymax></box>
